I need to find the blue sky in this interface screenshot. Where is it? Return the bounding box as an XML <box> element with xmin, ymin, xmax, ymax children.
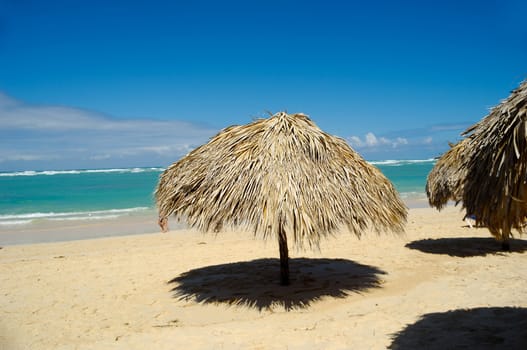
<box><xmin>0</xmin><ymin>0</ymin><xmax>526</xmax><ymax>171</ymax></box>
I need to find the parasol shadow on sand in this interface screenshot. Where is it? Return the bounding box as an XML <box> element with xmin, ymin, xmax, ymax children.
<box><xmin>168</xmin><ymin>257</ymin><xmax>386</xmax><ymax>311</ymax></box>
<box><xmin>405</xmin><ymin>237</ymin><xmax>527</xmax><ymax>257</ymax></box>
<box><xmin>157</xmin><ymin>112</ymin><xmax>406</xmax><ymax>285</ymax></box>
<box><xmin>388</xmin><ymin>307</ymin><xmax>527</xmax><ymax>349</ymax></box>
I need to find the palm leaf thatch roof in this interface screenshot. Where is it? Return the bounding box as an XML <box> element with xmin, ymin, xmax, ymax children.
<box><xmin>461</xmin><ymin>79</ymin><xmax>527</xmax><ymax>243</ymax></box>
<box><xmin>426</xmin><ymin>138</ymin><xmax>471</xmax><ymax>210</ymax></box>
<box><xmin>156</xmin><ymin>112</ymin><xmax>407</xmax><ymax>284</ymax></box>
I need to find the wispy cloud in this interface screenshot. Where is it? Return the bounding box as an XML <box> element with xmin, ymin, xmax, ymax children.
<box><xmin>429</xmin><ymin>123</ymin><xmax>472</xmax><ymax>133</ymax></box>
<box><xmin>0</xmin><ymin>92</ymin><xmax>477</xmax><ymax>169</ymax></box>
<box><xmin>381</xmin><ymin>122</ymin><xmax>472</xmax><ymax>140</ymax></box>
<box><xmin>347</xmin><ymin>132</ymin><xmax>408</xmax><ymax>149</ymax></box>
<box><xmin>0</xmin><ymin>92</ymin><xmax>218</xmax><ymax>170</ymax></box>
<box><xmin>347</xmin><ymin>121</ymin><xmax>473</xmax><ymax>152</ymax></box>
<box><xmin>423</xmin><ymin>136</ymin><xmax>433</xmax><ymax>144</ymax></box>
<box><xmin>345</xmin><ymin>123</ymin><xmax>466</xmax><ymax>160</ymax></box>
<box><xmin>1</xmin><ymin>154</ymin><xmax>61</xmax><ymax>162</ymax></box>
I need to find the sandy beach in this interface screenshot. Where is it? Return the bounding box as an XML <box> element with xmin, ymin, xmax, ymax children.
<box><xmin>1</xmin><ymin>206</ymin><xmax>527</xmax><ymax>349</ymax></box>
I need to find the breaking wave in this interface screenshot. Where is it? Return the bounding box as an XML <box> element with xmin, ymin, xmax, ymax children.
<box><xmin>0</xmin><ymin>167</ymin><xmax>165</xmax><ymax>177</ymax></box>
<box><xmin>369</xmin><ymin>159</ymin><xmax>436</xmax><ymax>166</ymax></box>
<box><xmin>0</xmin><ymin>207</ymin><xmax>151</xmax><ymax>226</ymax></box>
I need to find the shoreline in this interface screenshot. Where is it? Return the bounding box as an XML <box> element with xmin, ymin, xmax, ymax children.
<box><xmin>0</xmin><ymin>198</ymin><xmax>432</xmax><ymax>246</ymax></box>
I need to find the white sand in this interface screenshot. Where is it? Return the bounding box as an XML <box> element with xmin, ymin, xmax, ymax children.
<box><xmin>1</xmin><ymin>206</ymin><xmax>526</xmax><ymax>349</ymax></box>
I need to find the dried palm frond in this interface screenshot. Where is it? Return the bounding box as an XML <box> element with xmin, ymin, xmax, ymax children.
<box><xmin>426</xmin><ymin>138</ymin><xmax>470</xmax><ymax>210</ymax></box>
<box><xmin>156</xmin><ymin>112</ymin><xmax>407</xmax><ymax>284</ymax></box>
<box><xmin>461</xmin><ymin>79</ymin><xmax>527</xmax><ymax>247</ymax></box>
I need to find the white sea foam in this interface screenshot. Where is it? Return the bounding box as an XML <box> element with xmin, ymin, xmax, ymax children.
<box><xmin>0</xmin><ymin>220</ymin><xmax>33</xmax><ymax>226</ymax></box>
<box><xmin>369</xmin><ymin>159</ymin><xmax>436</xmax><ymax>166</ymax></box>
<box><xmin>0</xmin><ymin>207</ymin><xmax>151</xmax><ymax>225</ymax></box>
<box><xmin>398</xmin><ymin>191</ymin><xmax>428</xmax><ymax>199</ymax></box>
<box><xmin>1</xmin><ymin>161</ymin><xmax>437</xmax><ymax>176</ymax></box>
<box><xmin>47</xmin><ymin>215</ymin><xmax>121</xmax><ymax>221</ymax></box>
<box><xmin>0</xmin><ymin>167</ymin><xmax>165</xmax><ymax>177</ymax></box>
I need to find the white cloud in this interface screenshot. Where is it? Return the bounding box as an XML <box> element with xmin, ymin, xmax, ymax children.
<box><xmin>88</xmin><ymin>154</ymin><xmax>112</xmax><ymax>161</ymax></box>
<box><xmin>0</xmin><ymin>92</ymin><xmax>218</xmax><ymax>170</ymax></box>
<box><xmin>395</xmin><ymin>137</ymin><xmax>408</xmax><ymax>145</ymax></box>
<box><xmin>430</xmin><ymin>124</ymin><xmax>470</xmax><ymax>132</ymax></box>
<box><xmin>365</xmin><ymin>132</ymin><xmax>381</xmax><ymax>146</ymax></box>
<box><xmin>345</xmin><ymin>124</ymin><xmax>467</xmax><ymax>160</ymax></box>
<box><xmin>0</xmin><ymin>92</ymin><xmax>211</xmax><ymax>136</ymax></box>
<box><xmin>348</xmin><ymin>132</ymin><xmax>408</xmax><ymax>149</ymax></box>
<box><xmin>0</xmin><ymin>154</ymin><xmax>60</xmax><ymax>162</ymax></box>
<box><xmin>348</xmin><ymin>136</ymin><xmax>363</xmax><ymax>147</ymax></box>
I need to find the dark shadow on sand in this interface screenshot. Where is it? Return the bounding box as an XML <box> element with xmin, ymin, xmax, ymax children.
<box><xmin>168</xmin><ymin>258</ymin><xmax>385</xmax><ymax>311</ymax></box>
<box><xmin>405</xmin><ymin>237</ymin><xmax>527</xmax><ymax>257</ymax></box>
<box><xmin>389</xmin><ymin>307</ymin><xmax>527</xmax><ymax>349</ymax></box>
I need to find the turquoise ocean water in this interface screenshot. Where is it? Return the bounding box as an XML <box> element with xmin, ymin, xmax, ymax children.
<box><xmin>0</xmin><ymin>160</ymin><xmax>435</xmax><ymax>228</ymax></box>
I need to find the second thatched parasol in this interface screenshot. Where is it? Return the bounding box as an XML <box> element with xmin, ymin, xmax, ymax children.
<box><xmin>426</xmin><ymin>138</ymin><xmax>471</xmax><ymax>210</ymax></box>
<box><xmin>156</xmin><ymin>112</ymin><xmax>407</xmax><ymax>285</ymax></box>
<box><xmin>461</xmin><ymin>79</ymin><xmax>527</xmax><ymax>250</ymax></box>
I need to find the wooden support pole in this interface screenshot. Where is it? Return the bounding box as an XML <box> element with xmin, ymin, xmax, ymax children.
<box><xmin>278</xmin><ymin>222</ymin><xmax>290</xmax><ymax>286</ymax></box>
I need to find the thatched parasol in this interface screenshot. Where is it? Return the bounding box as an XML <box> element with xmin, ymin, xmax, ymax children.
<box><xmin>156</xmin><ymin>112</ymin><xmax>407</xmax><ymax>285</ymax></box>
<box><xmin>461</xmin><ymin>79</ymin><xmax>527</xmax><ymax>249</ymax></box>
<box><xmin>426</xmin><ymin>138</ymin><xmax>471</xmax><ymax>210</ymax></box>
